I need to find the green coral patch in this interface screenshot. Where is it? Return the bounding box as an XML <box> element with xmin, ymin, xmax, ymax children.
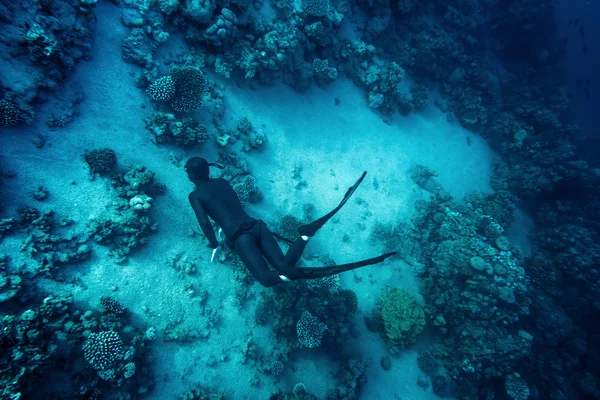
<box><xmin>381</xmin><ymin>287</ymin><xmax>425</xmax><ymax>349</ymax></box>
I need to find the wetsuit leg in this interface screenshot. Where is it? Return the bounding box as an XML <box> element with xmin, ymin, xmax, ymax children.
<box><xmin>282</xmin><ymin>237</ymin><xmax>310</xmax><ymax>270</ymax></box>
<box><xmin>234</xmin><ymin>233</ymin><xmax>282</xmax><ymax>287</ymax></box>
<box><xmin>256</xmin><ymin>221</ymin><xmax>285</xmax><ymax>269</ymax></box>
<box><xmin>254</xmin><ymin>219</ymin><xmax>393</xmax><ymax>281</ymax></box>
<box><xmin>257</xmin><ymin>221</ymin><xmax>308</xmax><ymax>276</ymax></box>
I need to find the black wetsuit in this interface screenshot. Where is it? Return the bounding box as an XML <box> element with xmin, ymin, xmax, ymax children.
<box><xmin>189</xmin><ymin>176</ymin><xmax>396</xmax><ymax>287</ymax></box>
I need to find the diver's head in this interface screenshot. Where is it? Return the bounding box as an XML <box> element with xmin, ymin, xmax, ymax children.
<box><xmin>185</xmin><ymin>157</ymin><xmax>224</xmax><ymax>182</ymax></box>
<box><xmin>185</xmin><ymin>157</ymin><xmax>210</xmax><ymax>181</ymax></box>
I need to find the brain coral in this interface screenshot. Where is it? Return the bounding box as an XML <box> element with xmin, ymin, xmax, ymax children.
<box><xmin>381</xmin><ymin>287</ymin><xmax>425</xmax><ymax>349</ymax></box>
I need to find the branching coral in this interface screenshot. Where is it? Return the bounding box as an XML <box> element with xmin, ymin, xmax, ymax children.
<box><xmin>147</xmin><ymin>76</ymin><xmax>176</xmax><ymax>101</ymax></box>
<box><xmin>297</xmin><ymin>310</ymin><xmax>328</xmax><ymax>348</ymax></box>
<box><xmin>83</xmin><ymin>330</ymin><xmax>124</xmax><ymax>371</ymax></box>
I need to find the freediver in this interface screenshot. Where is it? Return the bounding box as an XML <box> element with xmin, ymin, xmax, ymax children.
<box><xmin>185</xmin><ymin>157</ymin><xmax>396</xmax><ymax>287</ymax></box>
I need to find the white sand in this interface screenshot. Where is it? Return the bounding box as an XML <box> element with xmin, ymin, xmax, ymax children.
<box><xmin>0</xmin><ymin>2</ymin><xmax>499</xmax><ymax>399</ymax></box>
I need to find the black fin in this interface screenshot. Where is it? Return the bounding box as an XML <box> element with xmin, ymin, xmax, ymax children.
<box><xmin>296</xmin><ymin>251</ymin><xmax>397</xmax><ymax>276</ymax></box>
<box><xmin>298</xmin><ymin>171</ymin><xmax>367</xmax><ymax>237</ymax></box>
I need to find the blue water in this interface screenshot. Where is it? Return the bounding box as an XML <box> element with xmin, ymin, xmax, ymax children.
<box><xmin>0</xmin><ymin>0</ymin><xmax>598</xmax><ymax>399</ymax></box>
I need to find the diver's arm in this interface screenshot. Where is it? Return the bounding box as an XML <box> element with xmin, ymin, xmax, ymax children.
<box><xmin>189</xmin><ymin>194</ymin><xmax>219</xmax><ymax>248</ymax></box>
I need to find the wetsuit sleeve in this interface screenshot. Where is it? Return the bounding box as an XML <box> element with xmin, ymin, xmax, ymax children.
<box><xmin>189</xmin><ymin>193</ymin><xmax>219</xmax><ymax>248</ymax></box>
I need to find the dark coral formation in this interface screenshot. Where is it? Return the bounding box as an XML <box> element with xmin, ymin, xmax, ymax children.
<box><xmin>0</xmin><ymin>99</ymin><xmax>20</xmax><ymax>126</ymax></box>
<box><xmin>100</xmin><ymin>295</ymin><xmax>127</xmax><ymax>315</ymax></box>
<box><xmin>406</xmin><ymin>192</ymin><xmax>533</xmax><ymax>397</ymax></box>
<box><xmin>84</xmin><ymin>164</ymin><xmax>163</xmax><ymax>263</ymax></box>
<box><xmin>0</xmin><ymin>0</ymin><xmax>96</xmax><ymax>123</ymax></box>
<box><xmin>169</xmin><ymin>67</ymin><xmax>208</xmax><ymax>112</ymax></box>
<box><xmin>0</xmin><ymin>294</ymin><xmax>154</xmax><ymax>398</ymax></box>
<box><xmin>145</xmin><ymin>113</ymin><xmax>209</xmax><ymax>147</ymax></box>
<box><xmin>417</xmin><ymin>350</ymin><xmax>439</xmax><ymax>377</ymax></box>
<box><xmin>6</xmin><ymin>207</ymin><xmax>91</xmax><ymax>274</ymax></box>
<box><xmin>84</xmin><ymin>148</ymin><xmax>117</xmax><ymax>174</ymax></box>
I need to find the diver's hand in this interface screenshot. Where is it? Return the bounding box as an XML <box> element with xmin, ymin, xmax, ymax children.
<box><xmin>209</xmin><ymin>228</ymin><xmax>224</xmax><ymax>249</ymax></box>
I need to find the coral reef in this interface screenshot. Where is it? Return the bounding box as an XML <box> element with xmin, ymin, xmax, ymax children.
<box><xmin>0</xmin><ymin>294</ymin><xmax>154</xmax><ymax>398</ymax></box>
<box><xmin>324</xmin><ymin>358</ymin><xmax>369</xmax><ymax>400</ymax></box>
<box><xmin>505</xmin><ymin>374</ymin><xmax>530</xmax><ymax>400</ymax></box>
<box><xmin>417</xmin><ymin>350</ymin><xmax>440</xmax><ymax>377</ymax></box>
<box><xmin>88</xmin><ymin>207</ymin><xmax>157</xmax><ymax>264</ymax></box>
<box><xmin>302</xmin><ymin>0</ymin><xmax>329</xmax><ymax>17</ymax></box>
<box><xmin>85</xmin><ymin>164</ymin><xmax>162</xmax><ymax>263</ymax></box>
<box><xmin>276</xmin><ymin>214</ymin><xmax>303</xmax><ymax>242</ymax></box>
<box><xmin>255</xmin><ymin>276</ymin><xmax>359</xmax><ymax>361</ymax></box>
<box><xmin>204</xmin><ymin>8</ymin><xmax>239</xmax><ymax>47</ymax></box>
<box><xmin>145</xmin><ymin>113</ymin><xmax>209</xmax><ymax>147</ymax></box>
<box><xmin>114</xmin><ymin>164</ymin><xmax>166</xmax><ymax>198</ymax></box>
<box><xmin>232</xmin><ymin>175</ymin><xmax>263</xmax><ymax>205</ymax></box>
<box><xmin>121</xmin><ymin>27</ymin><xmax>154</xmax><ymax>66</ymax></box>
<box><xmin>129</xmin><ymin>194</ymin><xmax>154</xmax><ymax>211</ymax></box>
<box><xmin>0</xmin><ymin>0</ymin><xmax>96</xmax><ymax>122</ymax></box>
<box><xmin>14</xmin><ymin>208</ymin><xmax>91</xmax><ymax>274</ymax></box>
<box><xmin>166</xmin><ymin>252</ymin><xmax>200</xmax><ymax>278</ymax></box>
<box><xmin>407</xmin><ymin>192</ymin><xmax>533</xmax><ymax>397</ymax></box>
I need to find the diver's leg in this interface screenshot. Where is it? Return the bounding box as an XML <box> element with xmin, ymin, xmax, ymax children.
<box><xmin>257</xmin><ymin>220</ymin><xmax>309</xmax><ymax>276</ymax></box>
<box><xmin>290</xmin><ymin>251</ymin><xmax>397</xmax><ymax>280</ymax></box>
<box><xmin>256</xmin><ymin>221</ymin><xmax>285</xmax><ymax>269</ymax></box>
<box><xmin>282</xmin><ymin>236</ymin><xmax>310</xmax><ymax>269</ymax></box>
<box><xmin>298</xmin><ymin>171</ymin><xmax>367</xmax><ymax>237</ymax></box>
<box><xmin>234</xmin><ymin>233</ymin><xmax>282</xmax><ymax>287</ymax></box>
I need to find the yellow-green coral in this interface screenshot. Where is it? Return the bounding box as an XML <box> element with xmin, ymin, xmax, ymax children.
<box><xmin>381</xmin><ymin>287</ymin><xmax>425</xmax><ymax>349</ymax></box>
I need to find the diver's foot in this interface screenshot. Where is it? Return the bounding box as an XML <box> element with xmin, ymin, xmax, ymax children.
<box><xmin>279</xmin><ymin>275</ymin><xmax>292</xmax><ymax>282</ymax></box>
<box><xmin>298</xmin><ymin>171</ymin><xmax>367</xmax><ymax>237</ymax></box>
<box><xmin>297</xmin><ymin>222</ymin><xmax>322</xmax><ymax>238</ymax></box>
<box><xmin>380</xmin><ymin>251</ymin><xmax>398</xmax><ymax>262</ymax></box>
